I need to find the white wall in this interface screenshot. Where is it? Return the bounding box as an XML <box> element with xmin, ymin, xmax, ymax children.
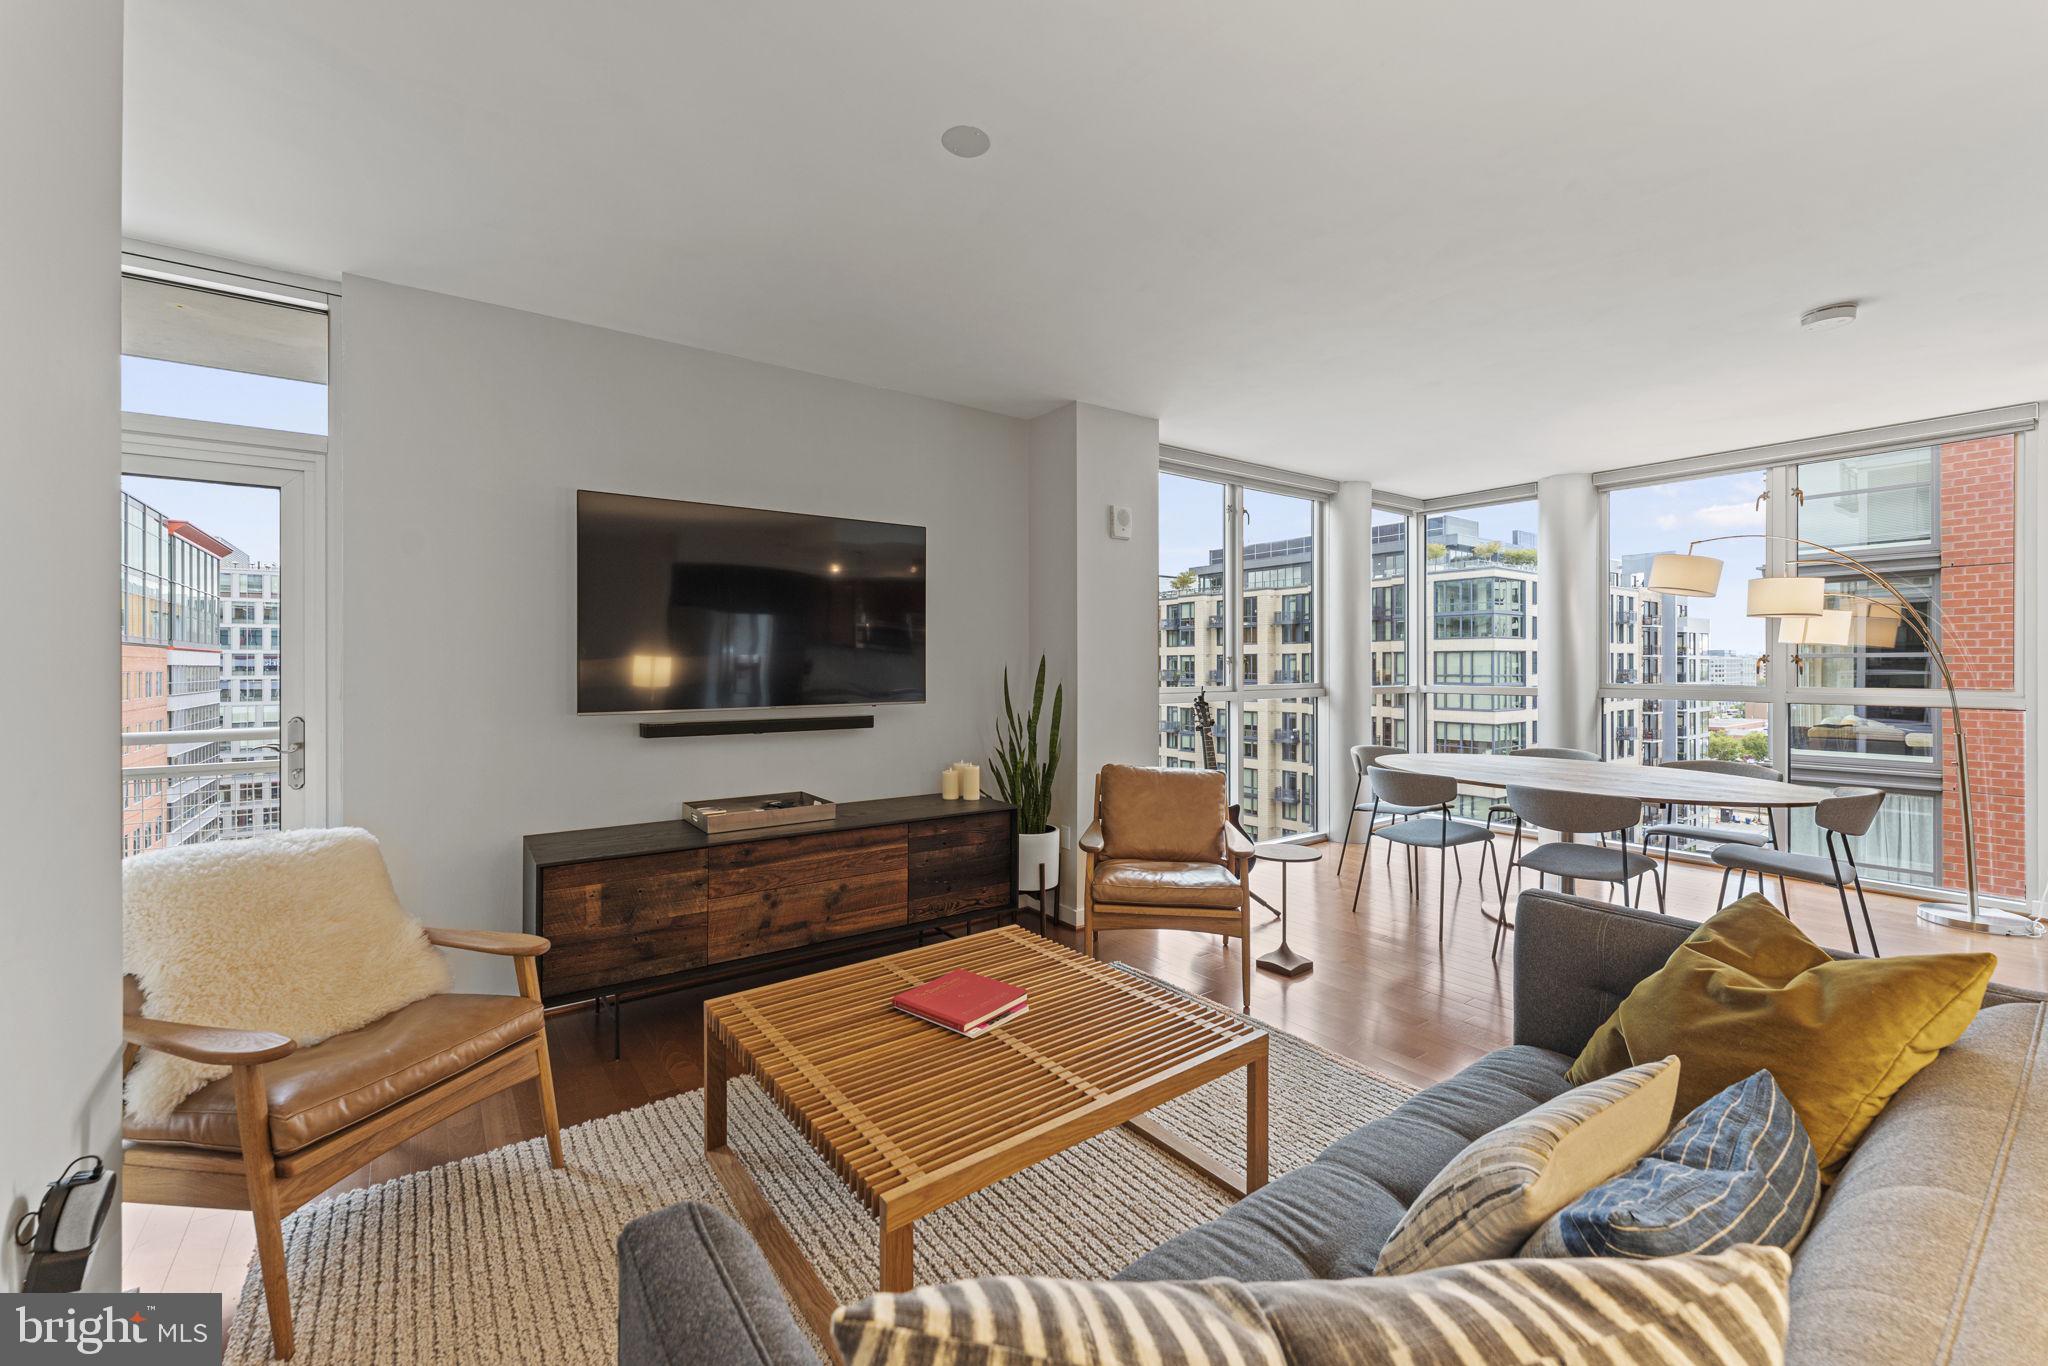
<box><xmin>0</xmin><ymin>0</ymin><xmax>124</xmax><ymax>1291</ymax></box>
<box><xmin>1024</xmin><ymin>402</ymin><xmax>1162</xmax><ymax>915</ymax></box>
<box><xmin>334</xmin><ymin>277</ymin><xmax>1035</xmax><ymax>984</ymax></box>
<box><xmin>1025</xmin><ymin>404</ymin><xmax>1081</xmax><ymax>891</ymax></box>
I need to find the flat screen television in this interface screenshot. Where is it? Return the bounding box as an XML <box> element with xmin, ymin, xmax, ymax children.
<box><xmin>576</xmin><ymin>490</ymin><xmax>926</xmax><ymax>713</ymax></box>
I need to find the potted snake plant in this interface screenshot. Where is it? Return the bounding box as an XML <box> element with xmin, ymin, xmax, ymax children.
<box><xmin>991</xmin><ymin>656</ymin><xmax>1064</xmax><ymax>899</ymax></box>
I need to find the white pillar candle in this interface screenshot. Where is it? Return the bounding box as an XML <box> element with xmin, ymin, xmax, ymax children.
<box><xmin>961</xmin><ymin>764</ymin><xmax>982</xmax><ymax>800</ymax></box>
<box><xmin>941</xmin><ymin>766</ymin><xmax>962</xmax><ymax>800</ymax></box>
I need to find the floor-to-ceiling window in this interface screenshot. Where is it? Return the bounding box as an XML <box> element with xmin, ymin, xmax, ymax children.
<box><xmin>1366</xmin><ymin>494</ymin><xmax>1540</xmax><ymax>818</ymax></box>
<box><xmin>1592</xmin><ymin>423</ymin><xmax>2030</xmax><ymax>900</ymax></box>
<box><xmin>118</xmin><ymin>255</ymin><xmax>332</xmax><ymax>853</ymax></box>
<box><xmin>1369</xmin><ymin>506</ymin><xmax>1413</xmax><ymax>750</ymax></box>
<box><xmin>1599</xmin><ymin>468</ymin><xmax>1774</xmax><ymax>849</ymax></box>
<box><xmin>1157</xmin><ymin>467</ymin><xmax>1327</xmax><ymax>841</ymax></box>
<box><xmin>1421</xmin><ymin>498</ymin><xmax>1540</xmax><ymax>776</ymax></box>
<box><xmin>1784</xmin><ymin>436</ymin><xmax>2025</xmax><ymax>897</ymax></box>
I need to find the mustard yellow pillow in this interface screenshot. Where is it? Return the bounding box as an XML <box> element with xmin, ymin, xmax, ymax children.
<box><xmin>1566</xmin><ymin>895</ymin><xmax>1994</xmax><ymax>1173</ymax></box>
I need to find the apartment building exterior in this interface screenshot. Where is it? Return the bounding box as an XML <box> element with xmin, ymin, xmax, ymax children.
<box><xmin>1368</xmin><ymin>516</ymin><xmax>1709</xmax><ymax>776</ymax></box>
<box><xmin>120</xmin><ymin>493</ymin><xmax>231</xmax><ymax>854</ymax></box>
<box><xmin>217</xmin><ymin>549</ymin><xmax>284</xmax><ymax>837</ymax></box>
<box><xmin>1158</xmin><ymin>538</ymin><xmax>1319</xmax><ymax>840</ymax></box>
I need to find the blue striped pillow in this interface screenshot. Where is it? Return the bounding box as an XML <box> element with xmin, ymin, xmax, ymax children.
<box><xmin>1523</xmin><ymin>1070</ymin><xmax>1819</xmax><ymax>1259</ymax></box>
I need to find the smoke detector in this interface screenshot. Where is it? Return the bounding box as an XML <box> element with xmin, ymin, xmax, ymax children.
<box><xmin>1799</xmin><ymin>302</ymin><xmax>1858</xmax><ymax>331</ymax></box>
<box><xmin>940</xmin><ymin>126</ymin><xmax>991</xmax><ymax>158</ymax></box>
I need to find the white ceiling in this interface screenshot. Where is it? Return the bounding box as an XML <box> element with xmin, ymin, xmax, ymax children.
<box><xmin>125</xmin><ymin>2</ymin><xmax>2048</xmax><ymax>494</ymax></box>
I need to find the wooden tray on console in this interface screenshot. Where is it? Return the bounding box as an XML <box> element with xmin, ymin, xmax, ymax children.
<box><xmin>679</xmin><ymin>791</ymin><xmax>836</xmax><ymax>834</ymax></box>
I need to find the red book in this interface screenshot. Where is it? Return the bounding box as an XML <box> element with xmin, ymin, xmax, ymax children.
<box><xmin>892</xmin><ymin>970</ymin><xmax>1028</xmax><ymax>1037</ymax></box>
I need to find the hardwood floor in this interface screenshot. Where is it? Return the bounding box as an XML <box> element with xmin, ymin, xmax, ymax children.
<box><xmin>127</xmin><ymin>833</ymin><xmax>2048</xmax><ymax>1330</ymax></box>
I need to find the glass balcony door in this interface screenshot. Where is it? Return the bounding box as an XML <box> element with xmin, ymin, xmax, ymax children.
<box><xmin>121</xmin><ymin>425</ymin><xmax>328</xmax><ymax>854</ymax></box>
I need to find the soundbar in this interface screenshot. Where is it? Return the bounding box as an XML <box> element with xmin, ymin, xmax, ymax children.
<box><xmin>638</xmin><ymin>714</ymin><xmax>876</xmax><ymax>739</ymax></box>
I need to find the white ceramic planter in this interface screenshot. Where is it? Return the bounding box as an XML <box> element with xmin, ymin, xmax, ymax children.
<box><xmin>1017</xmin><ymin>827</ymin><xmax>1061</xmax><ymax>894</ymax></box>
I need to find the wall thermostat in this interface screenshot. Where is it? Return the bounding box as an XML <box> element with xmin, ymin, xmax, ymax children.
<box><xmin>1107</xmin><ymin>504</ymin><xmax>1133</xmax><ymax>540</ymax></box>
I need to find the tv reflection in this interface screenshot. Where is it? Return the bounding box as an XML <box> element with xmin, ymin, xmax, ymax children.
<box><xmin>604</xmin><ymin>564</ymin><xmax>921</xmax><ymax>710</ymax></box>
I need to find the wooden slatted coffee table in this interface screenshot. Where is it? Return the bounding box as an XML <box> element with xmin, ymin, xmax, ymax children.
<box><xmin>703</xmin><ymin>925</ymin><xmax>1268</xmax><ymax>1342</ymax></box>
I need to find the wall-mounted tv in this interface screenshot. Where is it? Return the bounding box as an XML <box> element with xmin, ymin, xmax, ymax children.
<box><xmin>576</xmin><ymin>490</ymin><xmax>927</xmax><ymax>714</ymax></box>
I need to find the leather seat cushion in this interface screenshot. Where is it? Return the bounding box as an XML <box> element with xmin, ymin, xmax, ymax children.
<box><xmin>1098</xmin><ymin>765</ymin><xmax>1229</xmax><ymax>862</ymax></box>
<box><xmin>1093</xmin><ymin>859</ymin><xmax>1243</xmax><ymax>908</ymax></box>
<box><xmin>124</xmin><ymin>993</ymin><xmax>543</xmax><ymax>1155</ymax></box>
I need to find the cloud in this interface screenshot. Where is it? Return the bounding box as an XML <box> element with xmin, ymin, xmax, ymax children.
<box><xmin>1654</xmin><ymin>514</ymin><xmax>1680</xmax><ymax>531</ymax></box>
<box><xmin>1693</xmin><ymin>502</ymin><xmax>1759</xmax><ymax>529</ymax></box>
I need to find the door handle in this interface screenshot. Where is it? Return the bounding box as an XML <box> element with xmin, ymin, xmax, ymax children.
<box><xmin>260</xmin><ymin>716</ymin><xmax>308</xmax><ymax>790</ymax></box>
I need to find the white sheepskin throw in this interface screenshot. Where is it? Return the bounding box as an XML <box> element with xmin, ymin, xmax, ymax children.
<box><xmin>123</xmin><ymin>827</ymin><xmax>451</xmax><ymax>1124</ymax></box>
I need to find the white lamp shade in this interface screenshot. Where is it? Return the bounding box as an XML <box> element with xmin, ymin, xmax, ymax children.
<box><xmin>1747</xmin><ymin>575</ymin><xmax>1824</xmax><ymax>618</ymax></box>
<box><xmin>1851</xmin><ymin>599</ymin><xmax>1903</xmax><ymax>648</ymax></box>
<box><xmin>1645</xmin><ymin>553</ymin><xmax>1723</xmax><ymax>598</ymax></box>
<box><xmin>1781</xmin><ymin>609</ymin><xmax>1853</xmax><ymax>646</ymax></box>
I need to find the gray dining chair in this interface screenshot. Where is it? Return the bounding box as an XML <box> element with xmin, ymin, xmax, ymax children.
<box><xmin>1496</xmin><ymin>784</ymin><xmax>1662</xmax><ymax>958</ymax></box>
<box><xmin>1488</xmin><ymin>745</ymin><xmax>1603</xmax><ymax>862</ymax></box>
<box><xmin>1368</xmin><ymin>769</ymin><xmax>1499</xmax><ymax>947</ymax></box>
<box><xmin>1341</xmin><ymin>744</ymin><xmax>1432</xmax><ymax>914</ymax></box>
<box><xmin>1643</xmin><ymin>759</ymin><xmax>1784</xmax><ymax>907</ymax></box>
<box><xmin>1712</xmin><ymin>787</ymin><xmax>1886</xmax><ymax>956</ymax></box>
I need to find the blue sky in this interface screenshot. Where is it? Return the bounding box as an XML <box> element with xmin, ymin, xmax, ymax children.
<box><xmin>122</xmin><ymin>356</ymin><xmax>327</xmax><ymax>436</ymax></box>
<box><xmin>1159</xmin><ymin>473</ymin><xmax>1314</xmax><ymax>582</ymax></box>
<box><xmin>122</xmin><ymin>474</ymin><xmax>281</xmax><ymax>562</ymax></box>
<box><xmin>1607</xmin><ymin>469</ymin><xmax>1767</xmax><ymax>653</ymax></box>
<box><xmin>120</xmin><ymin>356</ymin><xmax>312</xmax><ymax>562</ymax></box>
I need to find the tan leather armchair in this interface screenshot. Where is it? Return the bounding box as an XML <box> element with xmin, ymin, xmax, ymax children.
<box><xmin>121</xmin><ymin>927</ymin><xmax>563</xmax><ymax>1360</ymax></box>
<box><xmin>1080</xmin><ymin>764</ymin><xmax>1256</xmax><ymax>1009</ymax></box>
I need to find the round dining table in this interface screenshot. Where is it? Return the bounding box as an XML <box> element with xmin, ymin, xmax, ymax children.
<box><xmin>1376</xmin><ymin>752</ymin><xmax>1836</xmax><ymax>903</ymax></box>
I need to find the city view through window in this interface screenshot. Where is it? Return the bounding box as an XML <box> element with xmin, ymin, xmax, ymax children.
<box><xmin>120</xmin><ymin>476</ymin><xmax>284</xmax><ymax>855</ymax></box>
<box><xmin>1157</xmin><ymin>436</ymin><xmax>2021</xmax><ymax>899</ymax></box>
<box><xmin>119</xmin><ymin>273</ymin><xmax>325</xmax><ymax>859</ymax></box>
<box><xmin>1157</xmin><ymin>474</ymin><xmax>1321</xmax><ymax>841</ymax></box>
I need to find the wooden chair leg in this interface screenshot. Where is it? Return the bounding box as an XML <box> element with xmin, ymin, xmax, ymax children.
<box><xmin>1239</xmin><ymin>917</ymin><xmax>1252</xmax><ymax>1012</ymax></box>
<box><xmin>517</xmin><ymin>957</ymin><xmax>566</xmax><ymax>1169</ymax></box>
<box><xmin>232</xmin><ymin>1065</ymin><xmax>296</xmax><ymax>1360</ymax></box>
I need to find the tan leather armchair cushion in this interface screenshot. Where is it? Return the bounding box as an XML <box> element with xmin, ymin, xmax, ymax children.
<box><xmin>1092</xmin><ymin>860</ymin><xmax>1244</xmax><ymax>909</ymax></box>
<box><xmin>123</xmin><ymin>993</ymin><xmax>543</xmax><ymax>1155</ymax></box>
<box><xmin>1098</xmin><ymin>765</ymin><xmax>1228</xmax><ymax>863</ymax></box>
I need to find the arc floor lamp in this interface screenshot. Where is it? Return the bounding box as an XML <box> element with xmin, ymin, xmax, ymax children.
<box><xmin>1647</xmin><ymin>535</ymin><xmax>2043</xmax><ymax>939</ymax></box>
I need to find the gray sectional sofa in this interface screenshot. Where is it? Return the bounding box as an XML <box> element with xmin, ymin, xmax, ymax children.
<box><xmin>618</xmin><ymin>891</ymin><xmax>2047</xmax><ymax>1365</ymax></box>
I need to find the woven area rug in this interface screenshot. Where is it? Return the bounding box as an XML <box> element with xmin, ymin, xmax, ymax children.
<box><xmin>224</xmin><ymin>975</ymin><xmax>1414</xmax><ymax>1364</ymax></box>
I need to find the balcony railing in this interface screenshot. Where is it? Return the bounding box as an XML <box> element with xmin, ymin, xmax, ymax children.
<box><xmin>1205</xmin><ymin>668</ymin><xmax>1228</xmax><ymax>686</ymax></box>
<box><xmin>1275</xmin><ymin>610</ymin><xmax>1311</xmax><ymax>627</ymax></box>
<box><xmin>122</xmin><ymin>726</ymin><xmax>280</xmax><ymax>782</ymax></box>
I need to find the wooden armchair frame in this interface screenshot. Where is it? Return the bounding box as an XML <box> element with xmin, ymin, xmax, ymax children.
<box><xmin>121</xmin><ymin>928</ymin><xmax>563</xmax><ymax>1360</ymax></box>
<box><xmin>1079</xmin><ymin>774</ymin><xmax>1257</xmax><ymax>1008</ymax></box>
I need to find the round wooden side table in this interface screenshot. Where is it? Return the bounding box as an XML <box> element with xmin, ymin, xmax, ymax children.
<box><xmin>1253</xmin><ymin>842</ymin><xmax>1319</xmax><ymax>976</ymax></box>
